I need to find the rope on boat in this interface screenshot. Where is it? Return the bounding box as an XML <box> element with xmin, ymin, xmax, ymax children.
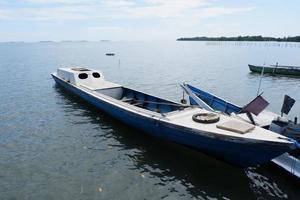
<box><xmin>128</xmin><ymin>99</ymin><xmax>194</xmax><ymax>107</ymax></box>
<box><xmin>127</xmin><ymin>82</ymin><xmax>181</xmax><ymax>87</ymax></box>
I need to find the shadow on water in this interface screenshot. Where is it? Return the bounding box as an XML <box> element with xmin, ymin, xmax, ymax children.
<box><xmin>245</xmin><ymin>164</ymin><xmax>300</xmax><ymax>200</ymax></box>
<box><xmin>53</xmin><ymin>84</ymin><xmax>300</xmax><ymax>200</ymax></box>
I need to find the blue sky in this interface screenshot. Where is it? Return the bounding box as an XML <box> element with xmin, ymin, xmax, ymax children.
<box><xmin>0</xmin><ymin>0</ymin><xmax>299</xmax><ymax>42</ymax></box>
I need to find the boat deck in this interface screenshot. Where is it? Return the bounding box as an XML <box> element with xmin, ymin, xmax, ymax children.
<box><xmin>166</xmin><ymin>108</ymin><xmax>291</xmax><ymax>143</ymax></box>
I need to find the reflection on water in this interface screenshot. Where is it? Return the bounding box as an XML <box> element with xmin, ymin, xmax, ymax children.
<box><xmin>246</xmin><ymin>168</ymin><xmax>288</xmax><ymax>199</ymax></box>
<box><xmin>1</xmin><ymin>41</ymin><xmax>300</xmax><ymax>200</ymax></box>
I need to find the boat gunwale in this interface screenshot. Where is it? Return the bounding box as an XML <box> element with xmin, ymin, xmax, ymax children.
<box><xmin>185</xmin><ymin>83</ymin><xmax>243</xmax><ymax>110</ymax></box>
<box><xmin>249</xmin><ymin>64</ymin><xmax>300</xmax><ymax>71</ymax></box>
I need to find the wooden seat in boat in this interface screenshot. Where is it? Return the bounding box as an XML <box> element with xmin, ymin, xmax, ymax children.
<box><xmin>216</xmin><ymin>120</ymin><xmax>255</xmax><ymax>134</ymax></box>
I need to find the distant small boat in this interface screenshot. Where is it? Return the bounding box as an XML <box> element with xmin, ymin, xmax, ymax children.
<box><xmin>51</xmin><ymin>67</ymin><xmax>296</xmax><ymax>168</ymax></box>
<box><xmin>106</xmin><ymin>53</ymin><xmax>115</xmax><ymax>56</ymax></box>
<box><xmin>249</xmin><ymin>64</ymin><xmax>300</xmax><ymax>76</ymax></box>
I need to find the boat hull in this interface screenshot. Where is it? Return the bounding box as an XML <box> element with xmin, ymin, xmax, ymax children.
<box><xmin>52</xmin><ymin>75</ymin><xmax>293</xmax><ymax>168</ymax></box>
<box><xmin>249</xmin><ymin>64</ymin><xmax>300</xmax><ymax>76</ymax></box>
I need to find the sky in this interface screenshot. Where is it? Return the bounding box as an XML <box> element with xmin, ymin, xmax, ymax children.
<box><xmin>0</xmin><ymin>0</ymin><xmax>299</xmax><ymax>42</ymax></box>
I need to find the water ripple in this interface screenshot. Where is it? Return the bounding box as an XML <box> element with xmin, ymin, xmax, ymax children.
<box><xmin>1</xmin><ymin>41</ymin><xmax>300</xmax><ymax>200</ymax></box>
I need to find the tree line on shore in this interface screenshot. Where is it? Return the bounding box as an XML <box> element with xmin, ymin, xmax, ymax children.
<box><xmin>177</xmin><ymin>36</ymin><xmax>300</xmax><ymax>42</ymax></box>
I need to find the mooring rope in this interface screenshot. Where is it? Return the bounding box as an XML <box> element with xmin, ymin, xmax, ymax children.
<box><xmin>126</xmin><ymin>99</ymin><xmax>193</xmax><ymax>107</ymax></box>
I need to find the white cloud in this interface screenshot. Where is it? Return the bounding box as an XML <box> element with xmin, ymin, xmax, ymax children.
<box><xmin>87</xmin><ymin>26</ymin><xmax>125</xmax><ymax>32</ymax></box>
<box><xmin>198</xmin><ymin>6</ymin><xmax>255</xmax><ymax>18</ymax></box>
<box><xmin>23</xmin><ymin>0</ymin><xmax>97</xmax><ymax>4</ymax></box>
<box><xmin>126</xmin><ymin>0</ymin><xmax>209</xmax><ymax>18</ymax></box>
<box><xmin>0</xmin><ymin>6</ymin><xmax>92</xmax><ymax>21</ymax></box>
<box><xmin>0</xmin><ymin>0</ymin><xmax>257</xmax><ymax>41</ymax></box>
<box><xmin>0</xmin><ymin>0</ymin><xmax>254</xmax><ymax>21</ymax></box>
<box><xmin>0</xmin><ymin>9</ymin><xmax>12</xmax><ymax>20</ymax></box>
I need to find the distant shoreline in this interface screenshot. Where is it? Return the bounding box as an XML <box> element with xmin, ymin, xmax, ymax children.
<box><xmin>177</xmin><ymin>36</ymin><xmax>300</xmax><ymax>42</ymax></box>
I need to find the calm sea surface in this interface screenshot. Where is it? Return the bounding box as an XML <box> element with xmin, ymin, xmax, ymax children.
<box><xmin>0</xmin><ymin>41</ymin><xmax>300</xmax><ymax>200</ymax></box>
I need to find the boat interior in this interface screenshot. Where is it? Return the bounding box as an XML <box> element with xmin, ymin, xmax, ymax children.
<box><xmin>187</xmin><ymin>84</ymin><xmax>241</xmax><ymax>115</ymax></box>
<box><xmin>96</xmin><ymin>86</ymin><xmax>187</xmax><ymax>113</ymax></box>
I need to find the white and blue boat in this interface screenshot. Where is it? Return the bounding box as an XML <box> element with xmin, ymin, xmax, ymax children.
<box><xmin>51</xmin><ymin>67</ymin><xmax>297</xmax><ymax>168</ymax></box>
<box><xmin>181</xmin><ymin>83</ymin><xmax>300</xmax><ymax>177</ymax></box>
<box><xmin>181</xmin><ymin>83</ymin><xmax>278</xmax><ymax>128</ymax></box>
